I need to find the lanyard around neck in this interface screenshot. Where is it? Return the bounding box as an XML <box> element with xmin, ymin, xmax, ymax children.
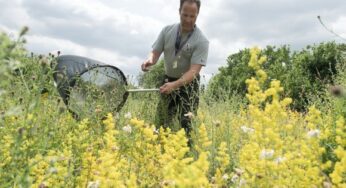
<box><xmin>175</xmin><ymin>25</ymin><xmax>195</xmax><ymax>56</ymax></box>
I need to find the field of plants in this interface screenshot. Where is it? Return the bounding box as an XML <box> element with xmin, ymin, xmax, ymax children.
<box><xmin>0</xmin><ymin>28</ymin><xmax>345</xmax><ymax>187</ymax></box>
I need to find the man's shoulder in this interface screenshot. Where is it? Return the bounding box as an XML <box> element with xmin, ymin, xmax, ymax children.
<box><xmin>162</xmin><ymin>23</ymin><xmax>179</xmax><ymax>33</ymax></box>
<box><xmin>194</xmin><ymin>26</ymin><xmax>209</xmax><ymax>43</ymax></box>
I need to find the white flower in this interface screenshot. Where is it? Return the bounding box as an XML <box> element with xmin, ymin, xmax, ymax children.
<box><xmin>282</xmin><ymin>62</ymin><xmax>286</xmax><ymax>67</ymax></box>
<box><xmin>184</xmin><ymin>112</ymin><xmax>194</xmax><ymax>119</ymax></box>
<box><xmin>87</xmin><ymin>180</ymin><xmax>100</xmax><ymax>188</ymax></box>
<box><xmin>260</xmin><ymin>149</ymin><xmax>274</xmax><ymax>159</ymax></box>
<box><xmin>307</xmin><ymin>129</ymin><xmax>320</xmax><ymax>138</ymax></box>
<box><xmin>239</xmin><ymin>178</ymin><xmax>247</xmax><ymax>187</ymax></box>
<box><xmin>274</xmin><ymin>156</ymin><xmax>286</xmax><ymax>164</ymax></box>
<box><xmin>111</xmin><ymin>146</ymin><xmax>119</xmax><ymax>151</ymax></box>
<box><xmin>323</xmin><ymin>181</ymin><xmax>332</xmax><ymax>188</ymax></box>
<box><xmin>152</xmin><ymin>127</ymin><xmax>159</xmax><ymax>134</ymax></box>
<box><xmin>240</xmin><ymin>126</ymin><xmax>254</xmax><ymax>133</ymax></box>
<box><xmin>124</xmin><ymin>112</ymin><xmax>132</xmax><ymax>119</ymax></box>
<box><xmin>222</xmin><ymin>174</ymin><xmax>229</xmax><ymax>180</ymax></box>
<box><xmin>231</xmin><ymin>174</ymin><xmax>239</xmax><ymax>183</ymax></box>
<box><xmin>49</xmin><ymin>157</ymin><xmax>58</xmax><ymax>163</ymax></box>
<box><xmin>49</xmin><ymin>167</ymin><xmax>58</xmax><ymax>174</ymax></box>
<box><xmin>212</xmin><ymin>120</ymin><xmax>221</xmax><ymax>126</ymax></box>
<box><xmin>234</xmin><ymin>168</ymin><xmax>244</xmax><ymax>175</ymax></box>
<box><xmin>122</xmin><ymin>125</ymin><xmax>132</xmax><ymax>133</ymax></box>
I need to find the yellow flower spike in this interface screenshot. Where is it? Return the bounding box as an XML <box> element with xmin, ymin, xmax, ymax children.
<box><xmin>258</xmin><ymin>56</ymin><xmax>267</xmax><ymax>65</ymax></box>
<box><xmin>142</xmin><ymin>127</ymin><xmax>157</xmax><ymax>141</ymax></box>
<box><xmin>194</xmin><ymin>152</ymin><xmax>210</xmax><ymax>172</ymax></box>
<box><xmin>256</xmin><ymin>69</ymin><xmax>268</xmax><ymax>83</ymax></box>
<box><xmin>163</xmin><ymin>151</ymin><xmax>210</xmax><ymax>187</ymax></box>
<box><xmin>281</xmin><ymin>98</ymin><xmax>292</xmax><ymax>106</ymax></box>
<box><xmin>246</xmin><ymin>77</ymin><xmax>261</xmax><ymax>92</ymax></box>
<box><xmin>336</xmin><ymin>117</ymin><xmax>344</xmax><ymax>129</ymax></box>
<box><xmin>249</xmin><ymin>47</ymin><xmax>260</xmax><ymax>64</ymax></box>
<box><xmin>270</xmin><ymin>80</ymin><xmax>282</xmax><ymax>90</ymax></box>
<box><xmin>322</xmin><ymin>161</ymin><xmax>332</xmax><ymax>170</ymax></box>
<box><xmin>305</xmin><ymin>107</ymin><xmax>323</xmax><ymax>130</ymax></box>
<box><xmin>334</xmin><ymin>146</ymin><xmax>345</xmax><ymax>159</ymax></box>
<box><xmin>285</xmin><ymin>124</ymin><xmax>293</xmax><ymax>131</ymax></box>
<box><xmin>102</xmin><ymin>113</ymin><xmax>115</xmax><ymax>130</ymax></box>
<box><xmin>249</xmin><ymin>56</ymin><xmax>258</xmax><ymax>70</ymax></box>
<box><xmin>237</xmin><ymin>46</ymin><xmax>326</xmax><ymax>187</ymax></box>
<box><xmin>216</xmin><ymin>142</ymin><xmax>230</xmax><ymax>171</ymax></box>
<box><xmin>264</xmin><ymin>88</ymin><xmax>276</xmax><ymax>97</ymax></box>
<box><xmin>195</xmin><ymin>124</ymin><xmax>211</xmax><ymax>153</ymax></box>
<box><xmin>335</xmin><ymin>136</ymin><xmax>343</xmax><ymax>145</ymax></box>
<box><xmin>126</xmin><ymin>174</ymin><xmax>138</xmax><ymax>188</ymax></box>
<box><xmin>330</xmin><ymin>157</ymin><xmax>346</xmax><ymax>186</ymax></box>
<box><xmin>130</xmin><ymin>118</ymin><xmax>145</xmax><ymax>128</ymax></box>
<box><xmin>27</xmin><ymin>113</ymin><xmax>34</xmax><ymax>120</ymax></box>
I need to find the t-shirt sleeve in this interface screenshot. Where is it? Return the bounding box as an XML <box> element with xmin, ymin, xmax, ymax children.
<box><xmin>152</xmin><ymin>27</ymin><xmax>166</xmax><ymax>53</ymax></box>
<box><xmin>191</xmin><ymin>41</ymin><xmax>209</xmax><ymax>66</ymax></box>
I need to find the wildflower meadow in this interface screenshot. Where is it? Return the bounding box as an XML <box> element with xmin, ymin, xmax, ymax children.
<box><xmin>0</xmin><ymin>28</ymin><xmax>345</xmax><ymax>187</ymax></box>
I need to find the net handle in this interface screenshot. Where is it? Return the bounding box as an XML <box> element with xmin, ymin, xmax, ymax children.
<box><xmin>127</xmin><ymin>88</ymin><xmax>160</xmax><ymax>93</ymax></box>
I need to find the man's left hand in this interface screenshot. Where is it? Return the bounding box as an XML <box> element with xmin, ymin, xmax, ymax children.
<box><xmin>160</xmin><ymin>82</ymin><xmax>177</xmax><ymax>94</ymax></box>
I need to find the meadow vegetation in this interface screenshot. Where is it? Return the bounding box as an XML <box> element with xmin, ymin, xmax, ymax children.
<box><xmin>0</xmin><ymin>28</ymin><xmax>345</xmax><ymax>187</ymax></box>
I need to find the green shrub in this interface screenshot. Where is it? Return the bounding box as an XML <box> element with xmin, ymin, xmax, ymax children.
<box><xmin>138</xmin><ymin>59</ymin><xmax>165</xmax><ymax>88</ymax></box>
<box><xmin>206</xmin><ymin>42</ymin><xmax>345</xmax><ymax>110</ymax></box>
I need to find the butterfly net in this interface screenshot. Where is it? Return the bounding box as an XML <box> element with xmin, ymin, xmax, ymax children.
<box><xmin>53</xmin><ymin>55</ymin><xmax>128</xmax><ymax>119</ymax></box>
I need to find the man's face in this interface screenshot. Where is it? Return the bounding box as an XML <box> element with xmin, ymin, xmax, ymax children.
<box><xmin>179</xmin><ymin>2</ymin><xmax>198</xmax><ymax>33</ymax></box>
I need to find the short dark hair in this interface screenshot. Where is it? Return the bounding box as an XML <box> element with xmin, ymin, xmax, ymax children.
<box><xmin>179</xmin><ymin>0</ymin><xmax>201</xmax><ymax>13</ymax></box>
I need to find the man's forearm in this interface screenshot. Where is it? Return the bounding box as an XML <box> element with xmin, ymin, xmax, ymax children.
<box><xmin>173</xmin><ymin>65</ymin><xmax>202</xmax><ymax>89</ymax></box>
<box><xmin>149</xmin><ymin>50</ymin><xmax>161</xmax><ymax>64</ymax></box>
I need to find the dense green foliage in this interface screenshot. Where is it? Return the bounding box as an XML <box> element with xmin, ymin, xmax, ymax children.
<box><xmin>206</xmin><ymin>42</ymin><xmax>346</xmax><ymax>110</ymax></box>
<box><xmin>138</xmin><ymin>59</ymin><xmax>165</xmax><ymax>88</ymax></box>
<box><xmin>0</xmin><ymin>27</ymin><xmax>28</xmax><ymax>89</ymax></box>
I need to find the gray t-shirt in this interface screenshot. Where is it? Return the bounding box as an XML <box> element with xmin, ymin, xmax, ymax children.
<box><xmin>152</xmin><ymin>23</ymin><xmax>209</xmax><ymax>78</ymax></box>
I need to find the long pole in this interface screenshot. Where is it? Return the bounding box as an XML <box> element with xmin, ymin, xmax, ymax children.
<box><xmin>127</xmin><ymin>88</ymin><xmax>160</xmax><ymax>93</ymax></box>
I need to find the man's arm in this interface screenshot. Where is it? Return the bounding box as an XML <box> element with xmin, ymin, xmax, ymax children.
<box><xmin>160</xmin><ymin>64</ymin><xmax>202</xmax><ymax>94</ymax></box>
<box><xmin>142</xmin><ymin>25</ymin><xmax>167</xmax><ymax>72</ymax></box>
<box><xmin>160</xmin><ymin>39</ymin><xmax>209</xmax><ymax>94</ymax></box>
<box><xmin>142</xmin><ymin>50</ymin><xmax>161</xmax><ymax>72</ymax></box>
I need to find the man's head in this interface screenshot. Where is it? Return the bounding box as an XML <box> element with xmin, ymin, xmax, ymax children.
<box><xmin>179</xmin><ymin>0</ymin><xmax>200</xmax><ymax>13</ymax></box>
<box><xmin>179</xmin><ymin>0</ymin><xmax>200</xmax><ymax>33</ymax></box>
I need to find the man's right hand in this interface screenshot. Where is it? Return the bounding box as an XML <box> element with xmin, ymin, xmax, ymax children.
<box><xmin>142</xmin><ymin>50</ymin><xmax>161</xmax><ymax>72</ymax></box>
<box><xmin>141</xmin><ymin>59</ymin><xmax>154</xmax><ymax>72</ymax></box>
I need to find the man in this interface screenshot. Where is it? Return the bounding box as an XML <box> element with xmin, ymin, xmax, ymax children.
<box><xmin>141</xmin><ymin>0</ymin><xmax>209</xmax><ymax>144</ymax></box>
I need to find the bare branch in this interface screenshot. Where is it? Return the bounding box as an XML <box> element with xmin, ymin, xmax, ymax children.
<box><xmin>317</xmin><ymin>15</ymin><xmax>346</xmax><ymax>42</ymax></box>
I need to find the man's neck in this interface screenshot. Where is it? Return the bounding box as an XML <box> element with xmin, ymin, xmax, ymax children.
<box><xmin>179</xmin><ymin>24</ymin><xmax>195</xmax><ymax>34</ymax></box>
<box><xmin>181</xmin><ymin>29</ymin><xmax>192</xmax><ymax>34</ymax></box>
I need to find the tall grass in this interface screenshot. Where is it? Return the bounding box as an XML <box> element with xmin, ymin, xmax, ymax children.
<box><xmin>1</xmin><ymin>29</ymin><xmax>345</xmax><ymax>187</ymax></box>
